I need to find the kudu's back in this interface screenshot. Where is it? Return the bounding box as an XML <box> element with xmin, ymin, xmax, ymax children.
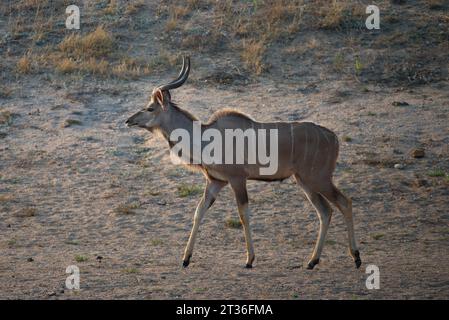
<box><xmin>200</xmin><ymin>111</ymin><xmax>339</xmax><ymax>186</ymax></box>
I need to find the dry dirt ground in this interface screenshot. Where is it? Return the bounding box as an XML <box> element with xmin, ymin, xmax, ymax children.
<box><xmin>0</xmin><ymin>0</ymin><xmax>448</xmax><ymax>299</ymax></box>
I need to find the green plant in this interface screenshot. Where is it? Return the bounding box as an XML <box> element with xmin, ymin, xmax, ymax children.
<box><xmin>427</xmin><ymin>169</ymin><xmax>445</xmax><ymax>177</ymax></box>
<box><xmin>150</xmin><ymin>239</ymin><xmax>164</xmax><ymax>246</ymax></box>
<box><xmin>225</xmin><ymin>218</ymin><xmax>242</xmax><ymax>229</ymax></box>
<box><xmin>177</xmin><ymin>184</ymin><xmax>202</xmax><ymax>197</ymax></box>
<box><xmin>65</xmin><ymin>240</ymin><xmax>80</xmax><ymax>246</ymax></box>
<box><xmin>333</xmin><ymin>52</ymin><xmax>345</xmax><ymax>71</ymax></box>
<box><xmin>75</xmin><ymin>255</ymin><xmax>88</xmax><ymax>262</ymax></box>
<box><xmin>372</xmin><ymin>233</ymin><xmax>384</xmax><ymax>240</ymax></box>
<box><xmin>122</xmin><ymin>267</ymin><xmax>139</xmax><ymax>274</ymax></box>
<box><xmin>354</xmin><ymin>56</ymin><xmax>363</xmax><ymax>75</ymax></box>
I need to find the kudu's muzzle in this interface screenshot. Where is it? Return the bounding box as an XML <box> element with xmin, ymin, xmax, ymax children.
<box><xmin>125</xmin><ymin>113</ymin><xmax>139</xmax><ymax>127</ymax></box>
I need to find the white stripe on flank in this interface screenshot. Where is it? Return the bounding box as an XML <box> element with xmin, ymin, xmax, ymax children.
<box><xmin>319</xmin><ymin>128</ymin><xmax>330</xmax><ymax>170</ymax></box>
<box><xmin>310</xmin><ymin>126</ymin><xmax>320</xmax><ymax>173</ymax></box>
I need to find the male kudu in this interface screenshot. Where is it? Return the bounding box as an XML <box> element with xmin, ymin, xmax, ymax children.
<box><xmin>126</xmin><ymin>56</ymin><xmax>361</xmax><ymax>270</ymax></box>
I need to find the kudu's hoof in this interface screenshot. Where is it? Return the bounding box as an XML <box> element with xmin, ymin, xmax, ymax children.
<box><xmin>182</xmin><ymin>256</ymin><xmax>191</xmax><ymax>268</ymax></box>
<box><xmin>307</xmin><ymin>259</ymin><xmax>320</xmax><ymax>270</ymax></box>
<box><xmin>245</xmin><ymin>264</ymin><xmax>253</xmax><ymax>269</ymax></box>
<box><xmin>354</xmin><ymin>250</ymin><xmax>362</xmax><ymax>269</ymax></box>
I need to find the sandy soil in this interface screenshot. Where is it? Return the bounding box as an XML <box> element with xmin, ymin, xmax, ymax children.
<box><xmin>1</xmin><ymin>76</ymin><xmax>448</xmax><ymax>299</ymax></box>
<box><xmin>0</xmin><ymin>0</ymin><xmax>448</xmax><ymax>300</ymax></box>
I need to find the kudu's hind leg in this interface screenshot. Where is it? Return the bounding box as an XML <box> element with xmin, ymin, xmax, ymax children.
<box><xmin>229</xmin><ymin>178</ymin><xmax>255</xmax><ymax>268</ymax></box>
<box><xmin>322</xmin><ymin>184</ymin><xmax>361</xmax><ymax>268</ymax></box>
<box><xmin>295</xmin><ymin>175</ymin><xmax>333</xmax><ymax>269</ymax></box>
<box><xmin>182</xmin><ymin>179</ymin><xmax>227</xmax><ymax>268</ymax></box>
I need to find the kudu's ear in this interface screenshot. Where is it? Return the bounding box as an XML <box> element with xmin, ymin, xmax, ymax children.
<box><xmin>154</xmin><ymin>89</ymin><xmax>164</xmax><ymax>105</ymax></box>
<box><xmin>153</xmin><ymin>89</ymin><xmax>170</xmax><ymax>109</ymax></box>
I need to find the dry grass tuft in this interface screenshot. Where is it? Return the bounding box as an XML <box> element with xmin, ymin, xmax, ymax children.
<box><xmin>163</xmin><ymin>3</ymin><xmax>193</xmax><ymax>33</ymax></box>
<box><xmin>185</xmin><ymin>0</ymin><xmax>204</xmax><ymax>9</ymax></box>
<box><xmin>16</xmin><ymin>54</ymin><xmax>33</xmax><ymax>74</ymax></box>
<box><xmin>62</xmin><ymin>119</ymin><xmax>83</xmax><ymax>128</ymax></box>
<box><xmin>241</xmin><ymin>39</ymin><xmax>266</xmax><ymax>75</ymax></box>
<box><xmin>82</xmin><ymin>58</ymin><xmax>109</xmax><ymax>76</ymax></box>
<box><xmin>10</xmin><ymin>0</ymin><xmax>50</xmax><ymax>12</ymax></box>
<box><xmin>165</xmin><ymin>13</ymin><xmax>180</xmax><ymax>32</ymax></box>
<box><xmin>59</xmin><ymin>26</ymin><xmax>113</xmax><ymax>59</ymax></box>
<box><xmin>0</xmin><ymin>110</ymin><xmax>14</xmax><ymax>125</ymax></box>
<box><xmin>115</xmin><ymin>202</ymin><xmax>140</xmax><ymax>215</ymax></box>
<box><xmin>125</xmin><ymin>0</ymin><xmax>145</xmax><ymax>15</ymax></box>
<box><xmin>103</xmin><ymin>0</ymin><xmax>118</xmax><ymax>15</ymax></box>
<box><xmin>319</xmin><ymin>1</ymin><xmax>346</xmax><ymax>29</ymax></box>
<box><xmin>112</xmin><ymin>58</ymin><xmax>151</xmax><ymax>79</ymax></box>
<box><xmin>0</xmin><ymin>86</ymin><xmax>13</xmax><ymax>99</ymax></box>
<box><xmin>172</xmin><ymin>5</ymin><xmax>190</xmax><ymax>19</ymax></box>
<box><xmin>284</xmin><ymin>38</ymin><xmax>320</xmax><ymax>57</ymax></box>
<box><xmin>55</xmin><ymin>58</ymin><xmax>77</xmax><ymax>74</ymax></box>
<box><xmin>148</xmin><ymin>50</ymin><xmax>180</xmax><ymax>70</ymax></box>
<box><xmin>317</xmin><ymin>1</ymin><xmax>365</xmax><ymax>30</ymax></box>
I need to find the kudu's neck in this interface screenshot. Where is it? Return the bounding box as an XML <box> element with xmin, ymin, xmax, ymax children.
<box><xmin>157</xmin><ymin>103</ymin><xmax>199</xmax><ymax>147</ymax></box>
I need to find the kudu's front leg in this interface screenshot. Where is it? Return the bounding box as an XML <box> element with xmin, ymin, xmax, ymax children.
<box><xmin>182</xmin><ymin>179</ymin><xmax>227</xmax><ymax>268</ymax></box>
<box><xmin>229</xmin><ymin>178</ymin><xmax>255</xmax><ymax>268</ymax></box>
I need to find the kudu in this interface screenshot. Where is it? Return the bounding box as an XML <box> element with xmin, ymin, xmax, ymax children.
<box><xmin>126</xmin><ymin>56</ymin><xmax>361</xmax><ymax>270</ymax></box>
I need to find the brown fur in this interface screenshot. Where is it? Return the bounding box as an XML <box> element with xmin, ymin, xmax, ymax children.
<box><xmin>126</xmin><ymin>57</ymin><xmax>360</xmax><ymax>269</ymax></box>
<box><xmin>205</xmin><ymin>108</ymin><xmax>254</xmax><ymax>125</ymax></box>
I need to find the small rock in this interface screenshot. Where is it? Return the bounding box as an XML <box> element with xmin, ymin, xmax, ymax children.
<box><xmin>27</xmin><ymin>257</ymin><xmax>34</xmax><ymax>262</ymax></box>
<box><xmin>411</xmin><ymin>148</ymin><xmax>425</xmax><ymax>158</ymax></box>
<box><xmin>392</xmin><ymin>101</ymin><xmax>409</xmax><ymax>106</ymax></box>
<box><xmin>287</xmin><ymin>265</ymin><xmax>302</xmax><ymax>270</ymax></box>
<box><xmin>414</xmin><ymin>179</ymin><xmax>429</xmax><ymax>188</ymax></box>
<box><xmin>48</xmin><ymin>291</ymin><xmax>56</xmax><ymax>297</ymax></box>
<box><xmin>394</xmin><ymin>163</ymin><xmax>405</xmax><ymax>169</ymax></box>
